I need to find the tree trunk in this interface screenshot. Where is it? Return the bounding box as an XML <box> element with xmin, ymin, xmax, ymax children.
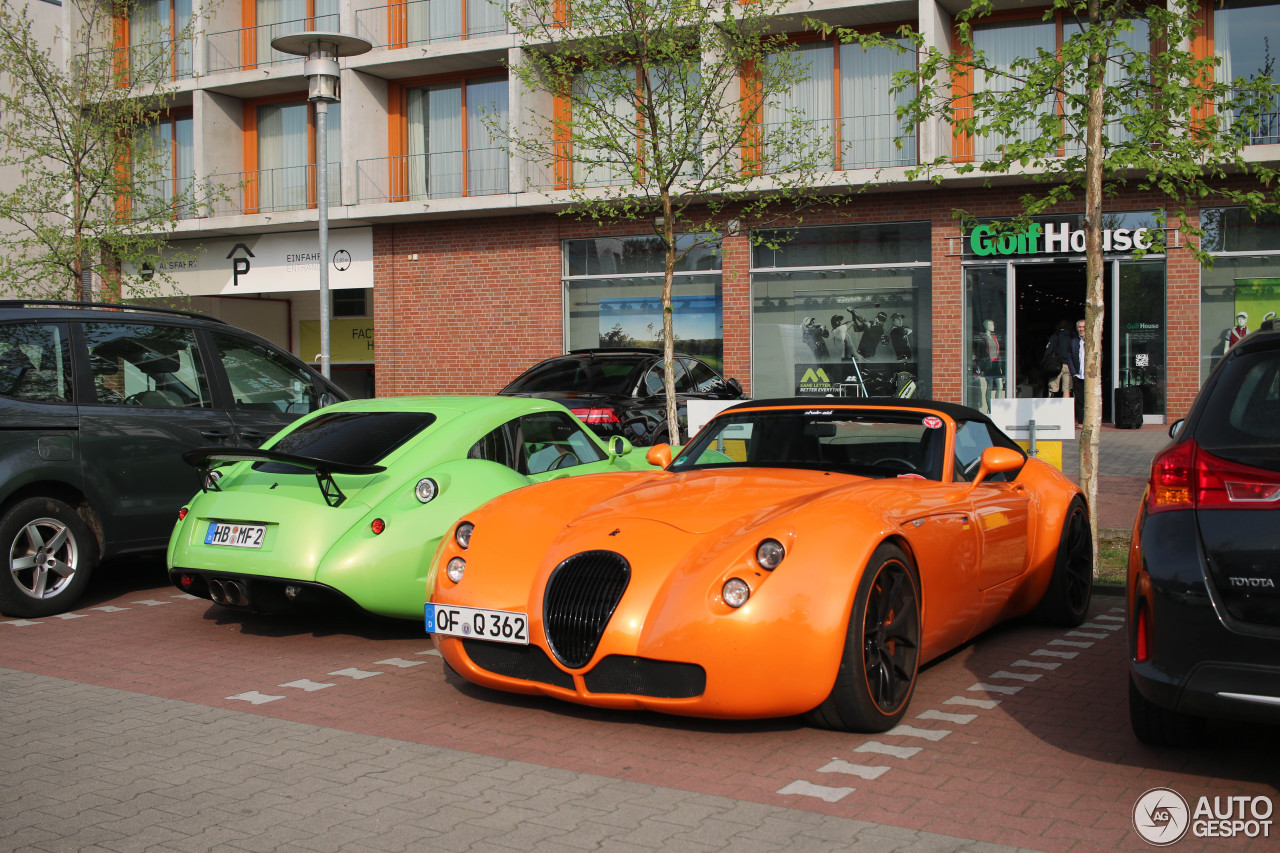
<box><xmin>661</xmin><ymin>189</ymin><xmax>680</xmax><ymax>445</ymax></box>
<box><xmin>1080</xmin><ymin>0</ymin><xmax>1106</xmax><ymax>574</ymax></box>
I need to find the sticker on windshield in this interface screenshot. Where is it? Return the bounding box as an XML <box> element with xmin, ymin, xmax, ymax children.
<box><xmin>922</xmin><ymin>416</ymin><xmax>943</xmax><ymax>429</ymax></box>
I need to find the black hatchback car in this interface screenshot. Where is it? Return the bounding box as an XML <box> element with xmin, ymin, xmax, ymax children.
<box><xmin>0</xmin><ymin>300</ymin><xmax>346</xmax><ymax>617</ymax></box>
<box><xmin>500</xmin><ymin>348</ymin><xmax>744</xmax><ymax>445</ymax></box>
<box><xmin>1127</xmin><ymin>328</ymin><xmax>1280</xmax><ymax>745</ymax></box>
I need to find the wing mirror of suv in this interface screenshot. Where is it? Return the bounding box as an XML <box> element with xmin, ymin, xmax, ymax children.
<box><xmin>607</xmin><ymin>435</ymin><xmax>634</xmax><ymax>459</ymax></box>
<box><xmin>319</xmin><ymin>391</ymin><xmax>340</xmax><ymax>409</ymax></box>
<box><xmin>1169</xmin><ymin>418</ymin><xmax>1184</xmax><ymax>440</ymax></box>
<box><xmin>726</xmin><ymin>377</ymin><xmax>743</xmax><ymax>397</ymax></box>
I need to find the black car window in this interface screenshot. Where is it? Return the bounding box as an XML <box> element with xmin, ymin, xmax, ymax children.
<box><xmin>643</xmin><ymin>360</ymin><xmax>690</xmax><ymax>394</ymax></box>
<box><xmin>520</xmin><ymin>411</ymin><xmax>606</xmax><ymax>473</ymax></box>
<box><xmin>505</xmin><ymin>356</ymin><xmax>643</xmax><ymax>395</ymax></box>
<box><xmin>211</xmin><ymin>332</ymin><xmax>320</xmax><ymax>415</ymax></box>
<box><xmin>264</xmin><ymin>411</ymin><xmax>436</xmax><ymax>471</ymax></box>
<box><xmin>1197</xmin><ymin>349</ymin><xmax>1280</xmax><ymax>469</ymax></box>
<box><xmin>0</xmin><ymin>322</ymin><xmax>73</xmax><ymax>403</ymax></box>
<box><xmin>683</xmin><ymin>359</ymin><xmax>723</xmax><ymax>393</ymax></box>
<box><xmin>83</xmin><ymin>322</ymin><xmax>213</xmax><ymax>408</ymax></box>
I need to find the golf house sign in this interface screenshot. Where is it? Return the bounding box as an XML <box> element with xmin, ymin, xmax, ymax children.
<box><xmin>967</xmin><ymin>220</ymin><xmax>1161</xmax><ymax>258</ymax></box>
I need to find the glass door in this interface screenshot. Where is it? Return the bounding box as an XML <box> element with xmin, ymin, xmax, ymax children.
<box><xmin>964</xmin><ymin>265</ymin><xmax>1012</xmax><ymax>413</ymax></box>
<box><xmin>1115</xmin><ymin>259</ymin><xmax>1166</xmax><ymax>420</ymax></box>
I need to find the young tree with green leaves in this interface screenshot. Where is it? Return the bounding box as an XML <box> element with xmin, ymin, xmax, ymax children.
<box><xmin>505</xmin><ymin>0</ymin><xmax>844</xmax><ymax>444</ymax></box>
<box><xmin>817</xmin><ymin>0</ymin><xmax>1280</xmax><ymax>569</ymax></box>
<box><xmin>0</xmin><ymin>0</ymin><xmax>205</xmax><ymax>301</ymax></box>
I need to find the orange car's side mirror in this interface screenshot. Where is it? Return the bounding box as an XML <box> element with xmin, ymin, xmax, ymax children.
<box><xmin>645</xmin><ymin>443</ymin><xmax>673</xmax><ymax>468</ymax></box>
<box><xmin>970</xmin><ymin>446</ymin><xmax>1025</xmax><ymax>487</ymax></box>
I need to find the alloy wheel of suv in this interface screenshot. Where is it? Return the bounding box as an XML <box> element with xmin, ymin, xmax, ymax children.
<box><xmin>0</xmin><ymin>496</ymin><xmax>98</xmax><ymax>618</ymax></box>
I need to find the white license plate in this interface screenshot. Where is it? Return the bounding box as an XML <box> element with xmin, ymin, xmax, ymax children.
<box><xmin>425</xmin><ymin>603</ymin><xmax>529</xmax><ymax>645</ymax></box>
<box><xmin>204</xmin><ymin>521</ymin><xmax>266</xmax><ymax>549</ymax></box>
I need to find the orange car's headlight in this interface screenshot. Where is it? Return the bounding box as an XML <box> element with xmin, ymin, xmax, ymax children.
<box><xmin>756</xmin><ymin>539</ymin><xmax>785</xmax><ymax>570</ymax></box>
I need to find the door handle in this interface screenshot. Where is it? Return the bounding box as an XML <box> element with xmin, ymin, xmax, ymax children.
<box><xmin>200</xmin><ymin>429</ymin><xmax>231</xmax><ymax>441</ymax></box>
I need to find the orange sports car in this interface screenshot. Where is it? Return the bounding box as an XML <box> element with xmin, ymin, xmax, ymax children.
<box><xmin>425</xmin><ymin>398</ymin><xmax>1092</xmax><ymax>732</ymax></box>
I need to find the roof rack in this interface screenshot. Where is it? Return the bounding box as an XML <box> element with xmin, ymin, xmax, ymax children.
<box><xmin>0</xmin><ymin>299</ymin><xmax>227</xmax><ymax>325</ymax></box>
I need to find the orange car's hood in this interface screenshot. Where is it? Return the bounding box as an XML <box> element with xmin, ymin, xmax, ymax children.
<box><xmin>568</xmin><ymin>468</ymin><xmax>866</xmax><ymax>535</ymax></box>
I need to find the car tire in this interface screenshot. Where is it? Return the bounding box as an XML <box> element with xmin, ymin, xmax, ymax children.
<box><xmin>805</xmin><ymin>542</ymin><xmax>921</xmax><ymax>732</ymax></box>
<box><xmin>1031</xmin><ymin>496</ymin><xmax>1093</xmax><ymax>627</ymax></box>
<box><xmin>0</xmin><ymin>496</ymin><xmax>98</xmax><ymax>618</ymax></box>
<box><xmin>1128</xmin><ymin>674</ymin><xmax>1205</xmax><ymax>747</ymax></box>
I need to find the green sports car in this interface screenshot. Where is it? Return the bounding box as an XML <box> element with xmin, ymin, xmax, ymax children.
<box><xmin>167</xmin><ymin>396</ymin><xmax>654</xmax><ymax>620</ymax></box>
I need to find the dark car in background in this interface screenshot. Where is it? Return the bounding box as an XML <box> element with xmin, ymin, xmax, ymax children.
<box><xmin>1127</xmin><ymin>328</ymin><xmax>1280</xmax><ymax>745</ymax></box>
<box><xmin>0</xmin><ymin>300</ymin><xmax>346</xmax><ymax>617</ymax></box>
<box><xmin>499</xmin><ymin>348</ymin><xmax>744</xmax><ymax>445</ymax></box>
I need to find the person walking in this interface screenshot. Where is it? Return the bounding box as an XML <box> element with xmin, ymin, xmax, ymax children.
<box><xmin>1044</xmin><ymin>319</ymin><xmax>1074</xmax><ymax>397</ymax></box>
<box><xmin>1070</xmin><ymin>319</ymin><xmax>1086</xmax><ymax>425</ymax></box>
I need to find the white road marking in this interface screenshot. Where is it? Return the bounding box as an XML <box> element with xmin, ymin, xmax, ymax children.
<box><xmin>328</xmin><ymin>668</ymin><xmax>384</xmax><ymax>680</ymax></box>
<box><xmin>854</xmin><ymin>742</ymin><xmax>922</xmax><ymax>759</ymax></box>
<box><xmin>1</xmin><ymin>619</ymin><xmax>40</xmax><ymax>627</ymax></box>
<box><xmin>374</xmin><ymin>657</ymin><xmax>425</xmax><ymax>668</ymax></box>
<box><xmin>1031</xmin><ymin>649</ymin><xmax>1078</xmax><ymax>659</ymax></box>
<box><xmin>1048</xmin><ymin>638</ymin><xmax>1093</xmax><ymax>648</ymax></box>
<box><xmin>917</xmin><ymin>709</ymin><xmax>977</xmax><ymax>724</ymax></box>
<box><xmin>131</xmin><ymin>599</ymin><xmax>170</xmax><ymax>607</ymax></box>
<box><xmin>416</xmin><ymin>648</ymin><xmax>441</xmax><ymax>657</ymax></box>
<box><xmin>885</xmin><ymin>725</ymin><xmax>950</xmax><ymax>741</ymax></box>
<box><xmin>777</xmin><ymin>780</ymin><xmax>853</xmax><ymax>802</ymax></box>
<box><xmin>227</xmin><ymin>691</ymin><xmax>284</xmax><ymax>704</ymax></box>
<box><xmin>279</xmin><ymin>679</ymin><xmax>335</xmax><ymax>691</ymax></box>
<box><xmin>1011</xmin><ymin>659</ymin><xmax>1060</xmax><ymax>670</ymax></box>
<box><xmin>89</xmin><ymin>606</ymin><xmax>129</xmax><ymax>613</ymax></box>
<box><xmin>968</xmin><ymin>683</ymin><xmax>1024</xmax><ymax>695</ymax></box>
<box><xmin>817</xmin><ymin>759</ymin><xmax>890</xmax><ymax>780</ymax></box>
<box><xmin>1098</xmin><ymin>612</ymin><xmax>1124</xmax><ymax>619</ymax></box>
<box><xmin>1079</xmin><ymin>622</ymin><xmax>1122</xmax><ymax>631</ymax></box>
<box><xmin>945</xmin><ymin>696</ymin><xmax>1000</xmax><ymax>709</ymax></box>
<box><xmin>171</xmin><ymin>593</ymin><xmax>199</xmax><ymax>600</ymax></box>
<box><xmin>1066</xmin><ymin>631</ymin><xmax>1109</xmax><ymax>639</ymax></box>
<box><xmin>988</xmin><ymin>670</ymin><xmax>1042</xmax><ymax>682</ymax></box>
<box><xmin>51</xmin><ymin>613</ymin><xmax>84</xmax><ymax>620</ymax></box>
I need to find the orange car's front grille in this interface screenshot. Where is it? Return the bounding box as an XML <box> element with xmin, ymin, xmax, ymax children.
<box><xmin>544</xmin><ymin>550</ymin><xmax>630</xmax><ymax>668</ymax></box>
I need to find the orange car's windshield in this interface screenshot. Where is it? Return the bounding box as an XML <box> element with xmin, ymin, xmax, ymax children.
<box><xmin>671</xmin><ymin>410</ymin><xmax>946</xmax><ymax>480</ymax></box>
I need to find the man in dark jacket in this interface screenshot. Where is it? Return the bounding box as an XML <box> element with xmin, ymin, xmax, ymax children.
<box><xmin>1044</xmin><ymin>319</ymin><xmax>1075</xmax><ymax>397</ymax></box>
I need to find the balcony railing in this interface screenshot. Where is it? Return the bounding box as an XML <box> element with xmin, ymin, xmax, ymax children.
<box><xmin>206</xmin><ymin>14</ymin><xmax>339</xmax><ymax>74</ymax></box>
<box><xmin>88</xmin><ymin>38</ymin><xmax>195</xmax><ymax>83</ymax></box>
<box><xmin>208</xmin><ymin>164</ymin><xmax>341</xmax><ymax>216</ymax></box>
<box><xmin>133</xmin><ymin>177</ymin><xmax>200</xmax><ymax>220</ymax></box>
<box><xmin>762</xmin><ymin>115</ymin><xmax>917</xmax><ymax>173</ymax></box>
<box><xmin>356</xmin><ymin>149</ymin><xmax>509</xmax><ymax>202</ymax></box>
<box><xmin>1227</xmin><ymin>87</ymin><xmax>1280</xmax><ymax>146</ymax></box>
<box><xmin>354</xmin><ymin>0</ymin><xmax>507</xmax><ymax>50</ymax></box>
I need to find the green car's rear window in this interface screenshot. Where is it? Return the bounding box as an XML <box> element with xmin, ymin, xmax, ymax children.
<box><xmin>265</xmin><ymin>411</ymin><xmax>437</xmax><ymax>468</ymax></box>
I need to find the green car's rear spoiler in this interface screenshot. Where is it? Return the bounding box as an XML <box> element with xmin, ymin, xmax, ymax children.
<box><xmin>182</xmin><ymin>446</ymin><xmax>386</xmax><ymax>508</ymax></box>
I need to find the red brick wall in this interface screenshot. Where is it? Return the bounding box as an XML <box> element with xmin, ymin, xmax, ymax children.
<box><xmin>371</xmin><ymin>187</ymin><xmax>1207</xmax><ymax>420</ymax></box>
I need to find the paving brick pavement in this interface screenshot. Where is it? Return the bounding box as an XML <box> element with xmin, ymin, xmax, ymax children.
<box><xmin>0</xmin><ymin>666</ymin><xmax>1039</xmax><ymax>853</ymax></box>
<box><xmin>1053</xmin><ymin>424</ymin><xmax>1172</xmax><ymax>533</ymax></box>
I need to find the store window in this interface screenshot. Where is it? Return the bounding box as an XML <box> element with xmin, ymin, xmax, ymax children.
<box><xmin>1200</xmin><ymin>208</ymin><xmax>1280</xmax><ymax>382</ymax></box>
<box><xmin>399</xmin><ymin>75</ymin><xmax>508</xmax><ymax>199</ymax></box>
<box><xmin>750</xmin><ymin>222</ymin><xmax>931</xmax><ymax>398</ymax></box>
<box><xmin>763</xmin><ymin>35</ymin><xmax>915</xmax><ymax>172</ymax></box>
<box><xmin>565</xmin><ymin>235</ymin><xmax>723</xmax><ymax>368</ymax></box>
<box><xmin>1212</xmin><ymin>0</ymin><xmax>1280</xmax><ymax>145</ymax></box>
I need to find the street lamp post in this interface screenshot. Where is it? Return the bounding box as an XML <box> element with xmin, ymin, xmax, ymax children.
<box><xmin>270</xmin><ymin>31</ymin><xmax>371</xmax><ymax>380</ymax></box>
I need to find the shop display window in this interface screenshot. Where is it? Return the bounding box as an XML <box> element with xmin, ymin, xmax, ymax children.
<box><xmin>1201</xmin><ymin>209</ymin><xmax>1280</xmax><ymax>383</ymax></box>
<box><xmin>564</xmin><ymin>235</ymin><xmax>724</xmax><ymax>369</ymax></box>
<box><xmin>750</xmin><ymin>222</ymin><xmax>931</xmax><ymax>399</ymax></box>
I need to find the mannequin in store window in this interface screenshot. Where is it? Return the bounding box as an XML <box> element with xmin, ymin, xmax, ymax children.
<box><xmin>1226</xmin><ymin>311</ymin><xmax>1250</xmax><ymax>352</ymax></box>
<box><xmin>974</xmin><ymin>319</ymin><xmax>1004</xmax><ymax>405</ymax></box>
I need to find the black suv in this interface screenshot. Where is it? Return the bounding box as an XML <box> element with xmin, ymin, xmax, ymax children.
<box><xmin>0</xmin><ymin>301</ymin><xmax>346</xmax><ymax>617</ymax></box>
<box><xmin>1128</xmin><ymin>328</ymin><xmax>1280</xmax><ymax>745</ymax></box>
<box><xmin>500</xmin><ymin>348</ymin><xmax>744</xmax><ymax>445</ymax></box>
